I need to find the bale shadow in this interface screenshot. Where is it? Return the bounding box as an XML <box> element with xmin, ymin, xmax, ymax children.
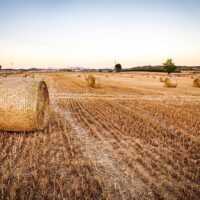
<box><xmin>0</xmin><ymin>125</ymin><xmax>50</xmax><ymax>135</ymax></box>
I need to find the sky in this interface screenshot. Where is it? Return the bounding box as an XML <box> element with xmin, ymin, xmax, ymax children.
<box><xmin>0</xmin><ymin>0</ymin><xmax>200</xmax><ymax>69</ymax></box>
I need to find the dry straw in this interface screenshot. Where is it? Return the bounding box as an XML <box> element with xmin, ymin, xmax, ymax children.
<box><xmin>0</xmin><ymin>77</ymin><xmax>50</xmax><ymax>132</ymax></box>
<box><xmin>164</xmin><ymin>77</ymin><xmax>177</xmax><ymax>88</ymax></box>
<box><xmin>193</xmin><ymin>78</ymin><xmax>200</xmax><ymax>87</ymax></box>
<box><xmin>95</xmin><ymin>77</ymin><xmax>100</xmax><ymax>88</ymax></box>
<box><xmin>85</xmin><ymin>75</ymin><xmax>95</xmax><ymax>87</ymax></box>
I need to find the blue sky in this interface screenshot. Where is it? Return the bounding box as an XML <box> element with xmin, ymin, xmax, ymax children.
<box><xmin>0</xmin><ymin>0</ymin><xmax>200</xmax><ymax>68</ymax></box>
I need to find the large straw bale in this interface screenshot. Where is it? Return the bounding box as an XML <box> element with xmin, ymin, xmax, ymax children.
<box><xmin>193</xmin><ymin>78</ymin><xmax>200</xmax><ymax>87</ymax></box>
<box><xmin>85</xmin><ymin>75</ymin><xmax>95</xmax><ymax>87</ymax></box>
<box><xmin>0</xmin><ymin>77</ymin><xmax>49</xmax><ymax>132</ymax></box>
<box><xmin>164</xmin><ymin>78</ymin><xmax>177</xmax><ymax>88</ymax></box>
<box><xmin>160</xmin><ymin>77</ymin><xmax>165</xmax><ymax>82</ymax></box>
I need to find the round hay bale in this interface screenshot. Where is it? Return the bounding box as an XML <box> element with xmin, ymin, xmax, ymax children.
<box><xmin>3</xmin><ymin>74</ymin><xmax>7</xmax><ymax>77</ymax></box>
<box><xmin>160</xmin><ymin>77</ymin><xmax>165</xmax><ymax>82</ymax></box>
<box><xmin>85</xmin><ymin>75</ymin><xmax>95</xmax><ymax>87</ymax></box>
<box><xmin>164</xmin><ymin>78</ymin><xmax>177</xmax><ymax>88</ymax></box>
<box><xmin>0</xmin><ymin>77</ymin><xmax>50</xmax><ymax>132</ymax></box>
<box><xmin>193</xmin><ymin>78</ymin><xmax>200</xmax><ymax>87</ymax></box>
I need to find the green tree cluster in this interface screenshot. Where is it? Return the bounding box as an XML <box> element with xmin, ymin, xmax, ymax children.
<box><xmin>163</xmin><ymin>59</ymin><xmax>176</xmax><ymax>74</ymax></box>
<box><xmin>115</xmin><ymin>63</ymin><xmax>122</xmax><ymax>72</ymax></box>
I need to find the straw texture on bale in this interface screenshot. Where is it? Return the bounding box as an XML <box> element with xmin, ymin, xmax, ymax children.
<box><xmin>164</xmin><ymin>78</ymin><xmax>177</xmax><ymax>88</ymax></box>
<box><xmin>85</xmin><ymin>75</ymin><xmax>95</xmax><ymax>87</ymax></box>
<box><xmin>160</xmin><ymin>77</ymin><xmax>165</xmax><ymax>82</ymax></box>
<box><xmin>0</xmin><ymin>77</ymin><xmax>49</xmax><ymax>132</ymax></box>
<box><xmin>193</xmin><ymin>78</ymin><xmax>200</xmax><ymax>87</ymax></box>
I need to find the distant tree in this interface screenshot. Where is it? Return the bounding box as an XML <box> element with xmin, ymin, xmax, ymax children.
<box><xmin>115</xmin><ymin>63</ymin><xmax>122</xmax><ymax>72</ymax></box>
<box><xmin>163</xmin><ymin>59</ymin><xmax>176</xmax><ymax>74</ymax></box>
<box><xmin>0</xmin><ymin>65</ymin><xmax>1</xmax><ymax>70</ymax></box>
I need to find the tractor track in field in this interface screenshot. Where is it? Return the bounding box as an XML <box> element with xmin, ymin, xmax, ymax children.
<box><xmin>54</xmin><ymin>99</ymin><xmax>155</xmax><ymax>200</ymax></box>
<box><xmin>64</xmin><ymin>97</ymin><xmax>200</xmax><ymax>199</ymax></box>
<box><xmin>66</xmin><ymin>99</ymin><xmax>184</xmax><ymax>199</ymax></box>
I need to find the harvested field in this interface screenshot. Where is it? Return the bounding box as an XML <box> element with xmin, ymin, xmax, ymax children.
<box><xmin>0</xmin><ymin>72</ymin><xmax>200</xmax><ymax>199</ymax></box>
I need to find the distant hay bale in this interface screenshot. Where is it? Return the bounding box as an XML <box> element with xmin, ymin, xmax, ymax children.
<box><xmin>131</xmin><ymin>75</ymin><xmax>134</xmax><ymax>78</ymax></box>
<box><xmin>164</xmin><ymin>78</ymin><xmax>177</xmax><ymax>88</ymax></box>
<box><xmin>160</xmin><ymin>77</ymin><xmax>165</xmax><ymax>82</ymax></box>
<box><xmin>78</xmin><ymin>75</ymin><xmax>81</xmax><ymax>78</ymax></box>
<box><xmin>30</xmin><ymin>74</ymin><xmax>34</xmax><ymax>78</ymax></box>
<box><xmin>23</xmin><ymin>73</ymin><xmax>28</xmax><ymax>77</ymax></box>
<box><xmin>193</xmin><ymin>78</ymin><xmax>200</xmax><ymax>87</ymax></box>
<box><xmin>153</xmin><ymin>76</ymin><xmax>156</xmax><ymax>79</ymax></box>
<box><xmin>0</xmin><ymin>77</ymin><xmax>50</xmax><ymax>132</ymax></box>
<box><xmin>191</xmin><ymin>76</ymin><xmax>194</xmax><ymax>79</ymax></box>
<box><xmin>2</xmin><ymin>74</ymin><xmax>7</xmax><ymax>77</ymax></box>
<box><xmin>85</xmin><ymin>75</ymin><xmax>95</xmax><ymax>87</ymax></box>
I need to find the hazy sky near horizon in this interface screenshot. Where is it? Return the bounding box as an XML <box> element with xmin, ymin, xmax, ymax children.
<box><xmin>0</xmin><ymin>0</ymin><xmax>200</xmax><ymax>68</ymax></box>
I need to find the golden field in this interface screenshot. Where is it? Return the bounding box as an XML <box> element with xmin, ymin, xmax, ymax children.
<box><xmin>0</xmin><ymin>72</ymin><xmax>200</xmax><ymax>200</ymax></box>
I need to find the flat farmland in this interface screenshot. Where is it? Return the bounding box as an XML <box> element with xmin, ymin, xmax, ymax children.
<box><xmin>0</xmin><ymin>72</ymin><xmax>200</xmax><ymax>199</ymax></box>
